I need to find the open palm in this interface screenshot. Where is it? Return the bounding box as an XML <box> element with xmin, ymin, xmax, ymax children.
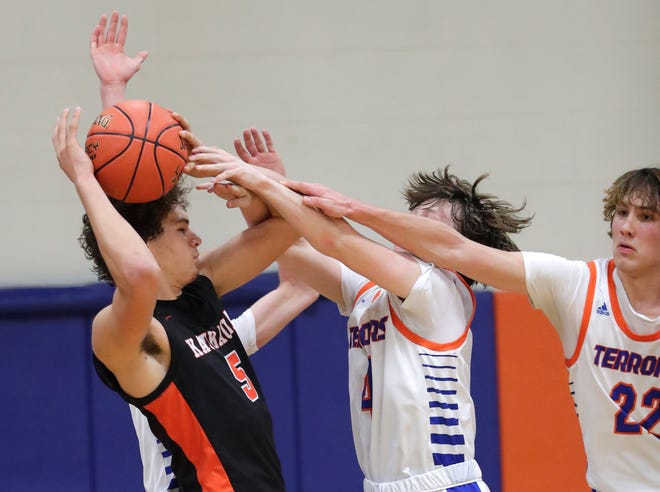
<box><xmin>90</xmin><ymin>12</ymin><xmax>148</xmax><ymax>87</ymax></box>
<box><xmin>234</xmin><ymin>128</ymin><xmax>285</xmax><ymax>175</ymax></box>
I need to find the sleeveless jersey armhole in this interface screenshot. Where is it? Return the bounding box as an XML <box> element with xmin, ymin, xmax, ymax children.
<box><xmin>566</xmin><ymin>261</ymin><xmax>597</xmax><ymax>367</ymax></box>
<box><xmin>352</xmin><ymin>281</ymin><xmax>377</xmax><ymax>308</ymax></box>
<box><xmin>387</xmin><ymin>270</ymin><xmax>475</xmax><ymax>351</ymax></box>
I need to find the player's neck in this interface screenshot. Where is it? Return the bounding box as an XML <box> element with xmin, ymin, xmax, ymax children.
<box><xmin>617</xmin><ymin>268</ymin><xmax>660</xmax><ymax>319</ymax></box>
<box><xmin>157</xmin><ymin>276</ymin><xmax>184</xmax><ymax>301</ymax></box>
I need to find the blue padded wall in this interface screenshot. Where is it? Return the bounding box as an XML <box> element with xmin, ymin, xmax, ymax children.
<box><xmin>469</xmin><ymin>291</ymin><xmax>501</xmax><ymax>491</ymax></box>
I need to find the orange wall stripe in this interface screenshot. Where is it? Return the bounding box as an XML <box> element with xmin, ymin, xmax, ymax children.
<box><xmin>493</xmin><ymin>292</ymin><xmax>589</xmax><ymax>492</ymax></box>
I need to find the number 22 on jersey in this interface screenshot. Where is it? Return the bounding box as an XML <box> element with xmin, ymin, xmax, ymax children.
<box><xmin>611</xmin><ymin>382</ymin><xmax>660</xmax><ymax>436</ymax></box>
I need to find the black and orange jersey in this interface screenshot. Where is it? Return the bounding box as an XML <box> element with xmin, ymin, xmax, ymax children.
<box><xmin>94</xmin><ymin>275</ymin><xmax>285</xmax><ymax>491</ymax></box>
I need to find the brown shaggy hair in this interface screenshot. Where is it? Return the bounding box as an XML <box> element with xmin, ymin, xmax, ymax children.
<box><xmin>602</xmin><ymin>167</ymin><xmax>660</xmax><ymax>231</ymax></box>
<box><xmin>79</xmin><ymin>182</ymin><xmax>190</xmax><ymax>285</ymax></box>
<box><xmin>402</xmin><ymin>166</ymin><xmax>533</xmax><ymax>285</ymax></box>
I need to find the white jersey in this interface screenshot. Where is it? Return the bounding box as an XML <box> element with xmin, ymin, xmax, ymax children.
<box><xmin>339</xmin><ymin>258</ymin><xmax>489</xmax><ymax>491</ymax></box>
<box><xmin>524</xmin><ymin>254</ymin><xmax>660</xmax><ymax>492</ymax></box>
<box><xmin>129</xmin><ymin>309</ymin><xmax>258</xmax><ymax>492</ymax></box>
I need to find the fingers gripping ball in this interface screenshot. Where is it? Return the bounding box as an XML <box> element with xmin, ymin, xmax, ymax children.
<box><xmin>85</xmin><ymin>100</ymin><xmax>187</xmax><ymax>203</ymax></box>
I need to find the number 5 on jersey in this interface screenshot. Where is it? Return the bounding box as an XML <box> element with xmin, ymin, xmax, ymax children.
<box><xmin>225</xmin><ymin>350</ymin><xmax>259</xmax><ymax>402</ymax></box>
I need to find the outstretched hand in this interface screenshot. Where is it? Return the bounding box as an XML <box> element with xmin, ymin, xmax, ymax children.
<box><xmin>183</xmin><ymin>142</ymin><xmax>259</xmax><ymax>209</ymax></box>
<box><xmin>197</xmin><ymin>180</ymin><xmax>254</xmax><ymax>209</ymax></box>
<box><xmin>90</xmin><ymin>11</ymin><xmax>148</xmax><ymax>92</ymax></box>
<box><xmin>282</xmin><ymin>180</ymin><xmax>354</xmax><ymax>218</ymax></box>
<box><xmin>52</xmin><ymin>107</ymin><xmax>95</xmax><ymax>184</ymax></box>
<box><xmin>208</xmin><ymin>162</ymin><xmax>272</xmax><ymax>196</ymax></box>
<box><xmin>234</xmin><ymin>128</ymin><xmax>284</xmax><ymax>175</ymax></box>
<box><xmin>183</xmin><ymin>144</ymin><xmax>245</xmax><ymax>179</ymax></box>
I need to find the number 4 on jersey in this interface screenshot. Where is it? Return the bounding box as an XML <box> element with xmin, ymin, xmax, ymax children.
<box><xmin>362</xmin><ymin>356</ymin><xmax>373</xmax><ymax>414</ymax></box>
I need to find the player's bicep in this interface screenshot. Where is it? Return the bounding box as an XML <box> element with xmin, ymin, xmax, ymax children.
<box><xmin>91</xmin><ymin>285</ymin><xmax>157</xmax><ymax>362</ymax></box>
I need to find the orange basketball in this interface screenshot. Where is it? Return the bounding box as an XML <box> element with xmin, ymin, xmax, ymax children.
<box><xmin>85</xmin><ymin>100</ymin><xmax>187</xmax><ymax>203</ymax></box>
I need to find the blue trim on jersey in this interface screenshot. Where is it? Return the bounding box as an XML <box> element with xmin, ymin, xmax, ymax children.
<box><xmin>429</xmin><ymin>401</ymin><xmax>459</xmax><ymax>410</ymax></box>
<box><xmin>421</xmin><ymin>349</ymin><xmax>466</xmax><ymax>473</ymax></box>
<box><xmin>423</xmin><ymin>363</ymin><xmax>458</xmax><ymax>369</ymax></box>
<box><xmin>433</xmin><ymin>453</ymin><xmax>465</xmax><ymax>466</ymax></box>
<box><xmin>425</xmin><ymin>375</ymin><xmax>459</xmax><ymax>382</ymax></box>
<box><xmin>430</xmin><ymin>416</ymin><xmax>459</xmax><ymax>426</ymax></box>
<box><xmin>427</xmin><ymin>388</ymin><xmax>458</xmax><ymax>395</ymax></box>
<box><xmin>431</xmin><ymin>433</ymin><xmax>466</xmax><ymax>446</ymax></box>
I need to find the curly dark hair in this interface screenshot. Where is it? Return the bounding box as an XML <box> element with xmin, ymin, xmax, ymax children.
<box><xmin>402</xmin><ymin>166</ymin><xmax>533</xmax><ymax>285</ymax></box>
<box><xmin>79</xmin><ymin>182</ymin><xmax>190</xmax><ymax>285</ymax></box>
<box><xmin>602</xmin><ymin>167</ymin><xmax>659</xmax><ymax>234</ymax></box>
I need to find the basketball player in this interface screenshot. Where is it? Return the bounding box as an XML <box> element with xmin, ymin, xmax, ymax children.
<box><xmin>183</xmin><ymin>144</ymin><xmax>531</xmax><ymax>491</ymax></box>
<box><xmin>280</xmin><ymin>168</ymin><xmax>660</xmax><ymax>492</ymax></box>
<box><xmin>52</xmin><ymin>99</ymin><xmax>302</xmax><ymax>491</ymax></box>
<box><xmin>86</xmin><ymin>12</ymin><xmax>322</xmax><ymax>490</ymax></box>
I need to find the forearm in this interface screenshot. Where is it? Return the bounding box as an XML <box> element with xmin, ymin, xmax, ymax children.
<box><xmin>275</xmin><ymin>239</ymin><xmax>343</xmax><ymax>304</ymax></box>
<box><xmin>239</xmin><ymin>165</ymin><xmax>287</xmax><ymax>226</ymax></box>
<box><xmin>239</xmin><ymin>198</ymin><xmax>271</xmax><ymax>227</ymax></box>
<box><xmin>256</xmin><ymin>178</ymin><xmax>343</xmax><ymax>254</ymax></box>
<box><xmin>75</xmin><ymin>176</ymin><xmax>159</xmax><ymax>287</ymax></box>
<box><xmin>201</xmin><ymin>216</ymin><xmax>299</xmax><ymax>295</ymax></box>
<box><xmin>100</xmin><ymin>82</ymin><xmax>127</xmax><ymax>109</ymax></box>
<box><xmin>350</xmin><ymin>200</ymin><xmax>528</xmax><ymax>292</ymax></box>
<box><xmin>348</xmin><ymin>201</ymin><xmax>462</xmax><ymax>267</ymax></box>
<box><xmin>252</xmin><ymin>275</ymin><xmax>318</xmax><ymax>349</ymax></box>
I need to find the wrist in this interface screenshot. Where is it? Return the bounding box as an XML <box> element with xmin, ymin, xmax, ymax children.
<box><xmin>100</xmin><ymin>82</ymin><xmax>128</xmax><ymax>109</ymax></box>
<box><xmin>344</xmin><ymin>198</ymin><xmax>364</xmax><ymax>220</ymax></box>
<box><xmin>74</xmin><ymin>172</ymin><xmax>105</xmax><ymax>196</ymax></box>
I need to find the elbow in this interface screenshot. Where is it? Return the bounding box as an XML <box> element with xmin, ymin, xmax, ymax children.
<box><xmin>114</xmin><ymin>256</ymin><xmax>161</xmax><ymax>294</ymax></box>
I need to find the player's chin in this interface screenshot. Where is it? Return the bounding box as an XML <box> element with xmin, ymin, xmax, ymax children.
<box><xmin>187</xmin><ymin>267</ymin><xmax>200</xmax><ymax>283</ymax></box>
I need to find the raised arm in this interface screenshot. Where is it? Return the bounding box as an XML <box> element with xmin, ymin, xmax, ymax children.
<box><xmin>53</xmin><ymin>108</ymin><xmax>160</xmax><ymax>375</ymax></box>
<box><xmin>178</xmin><ymin>129</ymin><xmax>297</xmax><ymax>295</ymax></box>
<box><xmin>231</xmin><ymin>127</ymin><xmax>284</xmax><ymax>225</ymax></box>
<box><xmin>285</xmin><ymin>179</ymin><xmax>528</xmax><ymax>294</ymax></box>
<box><xmin>232</xmin><ymin>129</ymin><xmax>343</xmax><ymax>304</ymax></box>
<box><xmin>205</xmin><ymin>164</ymin><xmax>423</xmax><ymax>300</ymax></box>
<box><xmin>90</xmin><ymin>11</ymin><xmax>148</xmax><ymax>108</ymax></box>
<box><xmin>249</xmin><ymin>240</ymin><xmax>320</xmax><ymax>348</ymax></box>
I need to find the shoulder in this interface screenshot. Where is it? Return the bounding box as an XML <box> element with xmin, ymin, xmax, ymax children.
<box><xmin>523</xmin><ymin>252</ymin><xmax>595</xmax><ymax>314</ymax></box>
<box><xmin>523</xmin><ymin>252</ymin><xmax>590</xmax><ymax>282</ymax></box>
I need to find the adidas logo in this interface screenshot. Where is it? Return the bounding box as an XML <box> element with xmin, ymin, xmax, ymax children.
<box><xmin>596</xmin><ymin>302</ymin><xmax>610</xmax><ymax>316</ymax></box>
